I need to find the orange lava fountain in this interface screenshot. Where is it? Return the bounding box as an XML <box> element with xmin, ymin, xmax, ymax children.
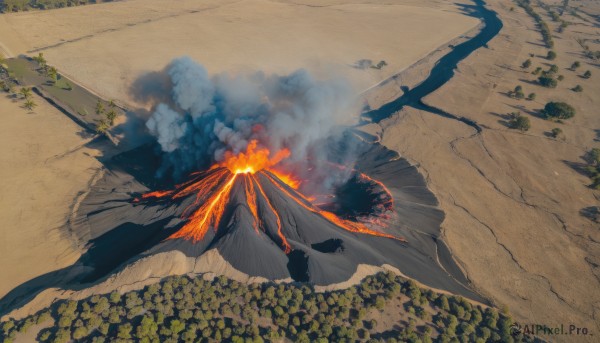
<box><xmin>135</xmin><ymin>139</ymin><xmax>406</xmax><ymax>251</ymax></box>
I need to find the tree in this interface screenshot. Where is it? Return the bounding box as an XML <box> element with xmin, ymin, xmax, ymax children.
<box><xmin>23</xmin><ymin>99</ymin><xmax>37</xmax><ymax>111</ymax></box>
<box><xmin>521</xmin><ymin>59</ymin><xmax>532</xmax><ymax>68</ymax></box>
<box><xmin>170</xmin><ymin>319</ymin><xmax>185</xmax><ymax>336</ymax></box>
<box><xmin>375</xmin><ymin>296</ymin><xmax>385</xmax><ymax>311</ymax></box>
<box><xmin>508</xmin><ymin>113</ymin><xmax>530</xmax><ymax>131</ymax></box>
<box><xmin>47</xmin><ymin>66</ymin><xmax>58</xmax><ymax>83</ymax></box>
<box><xmin>32</xmin><ymin>52</ymin><xmax>46</xmax><ymax>67</ymax></box>
<box><xmin>572</xmin><ymin>85</ymin><xmax>583</xmax><ymax>92</ymax></box>
<box><xmin>546</xmin><ymin>50</ymin><xmax>557</xmax><ymax>60</ymax></box>
<box><xmin>583</xmin><ymin>70</ymin><xmax>592</xmax><ymax>79</ymax></box>
<box><xmin>109</xmin><ymin>290</ymin><xmax>121</xmax><ymax>304</ymax></box>
<box><xmin>72</xmin><ymin>326</ymin><xmax>88</xmax><ymax>340</ymax></box>
<box><xmin>436</xmin><ymin>295</ymin><xmax>450</xmax><ymax>311</ymax></box>
<box><xmin>513</xmin><ymin>90</ymin><xmax>524</xmax><ymax>99</ymax></box>
<box><xmin>527</xmin><ymin>93</ymin><xmax>536</xmax><ymax>100</ymax></box>
<box><xmin>543</xmin><ymin>101</ymin><xmax>575</xmax><ymax>120</ymax></box>
<box><xmin>19</xmin><ymin>87</ymin><xmax>32</xmax><ymax>99</ymax></box>
<box><xmin>571</xmin><ymin>61</ymin><xmax>580</xmax><ymax>70</ymax></box>
<box><xmin>96</xmin><ymin>119</ymin><xmax>110</xmax><ymax>135</ymax></box>
<box><xmin>538</xmin><ymin>75</ymin><xmax>557</xmax><ymax>88</ymax></box>
<box><xmin>550</xmin><ymin>128</ymin><xmax>563</xmax><ymax>138</ymax></box>
<box><xmin>117</xmin><ymin>323</ymin><xmax>133</xmax><ymax>339</ymax></box>
<box><xmin>106</xmin><ymin>109</ymin><xmax>117</xmax><ymax>125</ymax></box>
<box><xmin>95</xmin><ymin>99</ymin><xmax>105</xmax><ymax>115</ymax></box>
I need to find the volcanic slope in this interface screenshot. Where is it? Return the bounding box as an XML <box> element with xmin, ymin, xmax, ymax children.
<box><xmin>0</xmin><ymin>136</ymin><xmax>485</xmax><ymax>316</ymax></box>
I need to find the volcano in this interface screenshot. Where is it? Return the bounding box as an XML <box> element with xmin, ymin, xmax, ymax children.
<box><xmin>134</xmin><ymin>139</ymin><xmax>404</xmax><ymax>253</ymax></box>
<box><xmin>103</xmin><ymin>136</ymin><xmax>411</xmax><ymax>284</ymax></box>
<box><xmin>133</xmin><ymin>165</ymin><xmax>405</xmax><ymax>282</ymax></box>
<box><xmin>0</xmin><ymin>133</ymin><xmax>486</xmax><ymax>317</ymax></box>
<box><xmin>69</xmin><ymin>133</ymin><xmax>478</xmax><ymax>293</ymax></box>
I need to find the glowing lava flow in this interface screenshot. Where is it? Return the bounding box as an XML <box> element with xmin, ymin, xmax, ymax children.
<box><xmin>262</xmin><ymin>172</ymin><xmax>407</xmax><ymax>243</ymax></box>
<box><xmin>170</xmin><ymin>172</ymin><xmax>237</xmax><ymax>242</ymax></box>
<box><xmin>251</xmin><ymin>174</ymin><xmax>292</xmax><ymax>253</ymax></box>
<box><xmin>135</xmin><ymin>139</ymin><xmax>406</xmax><ymax>250</ymax></box>
<box><xmin>243</xmin><ymin>174</ymin><xmax>260</xmax><ymax>234</ymax></box>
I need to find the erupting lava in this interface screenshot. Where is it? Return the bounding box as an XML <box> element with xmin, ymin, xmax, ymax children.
<box><xmin>136</xmin><ymin>140</ymin><xmax>406</xmax><ymax>252</ymax></box>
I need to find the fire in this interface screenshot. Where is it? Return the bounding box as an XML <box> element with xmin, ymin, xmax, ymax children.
<box><xmin>171</xmin><ymin>171</ymin><xmax>237</xmax><ymax>242</ymax></box>
<box><xmin>267</xmin><ymin>169</ymin><xmax>302</xmax><ymax>189</ymax></box>
<box><xmin>243</xmin><ymin>174</ymin><xmax>260</xmax><ymax>234</ymax></box>
<box><xmin>217</xmin><ymin>140</ymin><xmax>290</xmax><ymax>175</ymax></box>
<box><xmin>134</xmin><ymin>141</ymin><xmax>406</xmax><ymax>251</ymax></box>
<box><xmin>263</xmin><ymin>172</ymin><xmax>406</xmax><ymax>242</ymax></box>
<box><xmin>252</xmin><ymin>174</ymin><xmax>292</xmax><ymax>253</ymax></box>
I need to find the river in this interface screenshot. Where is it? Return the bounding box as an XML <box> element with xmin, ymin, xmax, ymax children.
<box><xmin>362</xmin><ymin>0</ymin><xmax>503</xmax><ymax>132</ymax></box>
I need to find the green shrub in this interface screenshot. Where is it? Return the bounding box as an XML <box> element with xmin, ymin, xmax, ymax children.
<box><xmin>550</xmin><ymin>128</ymin><xmax>563</xmax><ymax>138</ymax></box>
<box><xmin>508</xmin><ymin>113</ymin><xmax>531</xmax><ymax>131</ymax></box>
<box><xmin>538</xmin><ymin>75</ymin><xmax>557</xmax><ymax>88</ymax></box>
<box><xmin>571</xmin><ymin>61</ymin><xmax>580</xmax><ymax>70</ymax></box>
<box><xmin>542</xmin><ymin>101</ymin><xmax>575</xmax><ymax>119</ymax></box>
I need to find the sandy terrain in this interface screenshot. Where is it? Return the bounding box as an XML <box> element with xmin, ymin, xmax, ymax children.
<box><xmin>3</xmin><ymin>0</ymin><xmax>598</xmax><ymax>341</ymax></box>
<box><xmin>361</xmin><ymin>0</ymin><xmax>600</xmax><ymax>340</ymax></box>
<box><xmin>0</xmin><ymin>0</ymin><xmax>483</xmax><ymax>314</ymax></box>
<box><xmin>0</xmin><ymin>0</ymin><xmax>479</xmax><ymax>107</ymax></box>
<box><xmin>0</xmin><ymin>94</ymin><xmax>104</xmax><ymax>298</ymax></box>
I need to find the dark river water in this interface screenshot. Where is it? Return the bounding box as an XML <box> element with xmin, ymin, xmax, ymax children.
<box><xmin>363</xmin><ymin>0</ymin><xmax>503</xmax><ymax>131</ymax></box>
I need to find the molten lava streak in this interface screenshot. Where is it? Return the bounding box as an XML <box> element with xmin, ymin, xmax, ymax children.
<box><xmin>135</xmin><ymin>139</ymin><xmax>406</xmax><ymax>252</ymax></box>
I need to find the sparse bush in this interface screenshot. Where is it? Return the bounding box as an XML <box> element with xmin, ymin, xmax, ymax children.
<box><xmin>547</xmin><ymin>50</ymin><xmax>557</xmax><ymax>60</ymax></box>
<box><xmin>19</xmin><ymin>87</ymin><xmax>32</xmax><ymax>99</ymax></box>
<box><xmin>538</xmin><ymin>75</ymin><xmax>557</xmax><ymax>88</ymax></box>
<box><xmin>584</xmin><ymin>148</ymin><xmax>600</xmax><ymax>189</ymax></box>
<box><xmin>550</xmin><ymin>127</ymin><xmax>563</xmax><ymax>138</ymax></box>
<box><xmin>557</xmin><ymin>74</ymin><xmax>564</xmax><ymax>81</ymax></box>
<box><xmin>583</xmin><ymin>70</ymin><xmax>591</xmax><ymax>79</ymax></box>
<box><xmin>527</xmin><ymin>93</ymin><xmax>536</xmax><ymax>100</ymax></box>
<box><xmin>572</xmin><ymin>85</ymin><xmax>583</xmax><ymax>92</ymax></box>
<box><xmin>571</xmin><ymin>61</ymin><xmax>580</xmax><ymax>70</ymax></box>
<box><xmin>509</xmin><ymin>85</ymin><xmax>525</xmax><ymax>99</ymax></box>
<box><xmin>549</xmin><ymin>64</ymin><xmax>559</xmax><ymax>74</ymax></box>
<box><xmin>23</xmin><ymin>99</ymin><xmax>37</xmax><ymax>111</ymax></box>
<box><xmin>370</xmin><ymin>60</ymin><xmax>387</xmax><ymax>70</ymax></box>
<box><xmin>521</xmin><ymin>59</ymin><xmax>532</xmax><ymax>68</ymax></box>
<box><xmin>508</xmin><ymin>112</ymin><xmax>530</xmax><ymax>131</ymax></box>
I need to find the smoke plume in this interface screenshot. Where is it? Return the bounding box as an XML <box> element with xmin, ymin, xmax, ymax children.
<box><xmin>142</xmin><ymin>57</ymin><xmax>360</xmax><ymax>182</ymax></box>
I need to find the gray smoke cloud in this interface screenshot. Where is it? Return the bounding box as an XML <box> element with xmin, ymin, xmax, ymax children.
<box><xmin>143</xmin><ymin>56</ymin><xmax>360</xmax><ymax>182</ymax></box>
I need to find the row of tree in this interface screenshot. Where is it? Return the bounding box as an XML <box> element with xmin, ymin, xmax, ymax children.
<box><xmin>0</xmin><ymin>272</ymin><xmax>540</xmax><ymax>343</ymax></box>
<box><xmin>515</xmin><ymin>0</ymin><xmax>554</xmax><ymax>48</ymax></box>
<box><xmin>1</xmin><ymin>0</ymin><xmax>98</xmax><ymax>12</ymax></box>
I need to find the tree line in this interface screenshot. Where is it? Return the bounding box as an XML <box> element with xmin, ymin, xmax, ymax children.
<box><xmin>1</xmin><ymin>0</ymin><xmax>112</xmax><ymax>12</ymax></box>
<box><xmin>0</xmin><ymin>272</ymin><xmax>541</xmax><ymax>343</ymax></box>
